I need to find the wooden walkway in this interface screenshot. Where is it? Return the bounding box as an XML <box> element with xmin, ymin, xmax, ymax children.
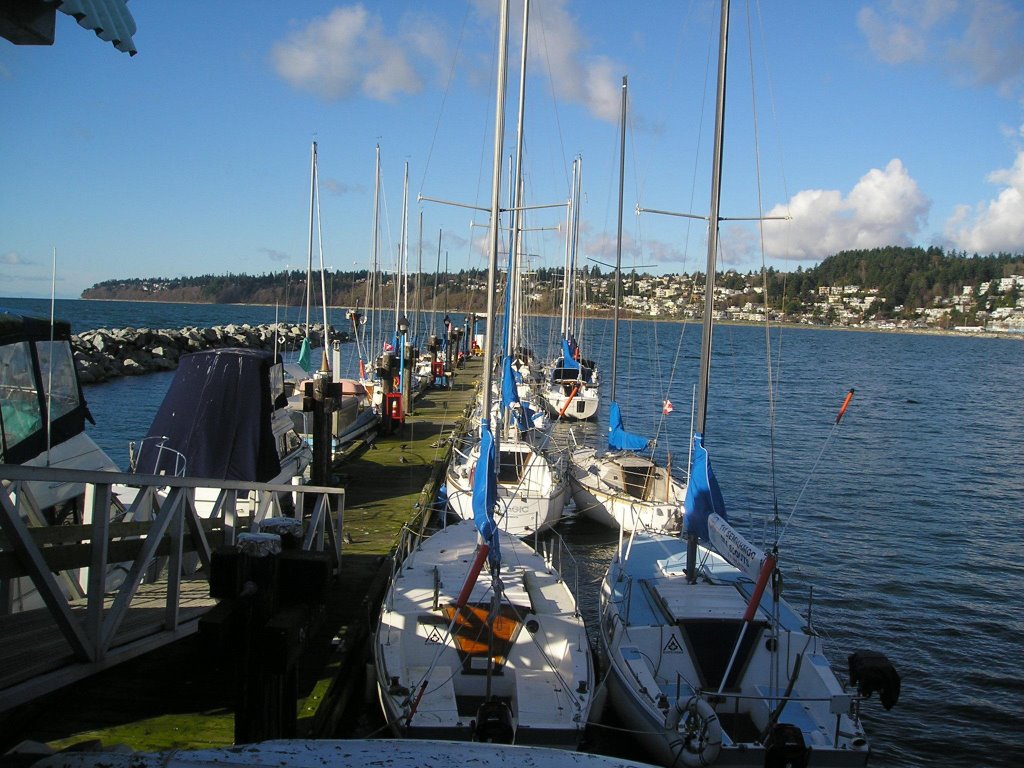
<box><xmin>0</xmin><ymin>357</ymin><xmax>482</xmax><ymax>752</ymax></box>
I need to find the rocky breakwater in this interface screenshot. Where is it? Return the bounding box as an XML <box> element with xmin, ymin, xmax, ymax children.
<box><xmin>72</xmin><ymin>323</ymin><xmax>348</xmax><ymax>384</ymax></box>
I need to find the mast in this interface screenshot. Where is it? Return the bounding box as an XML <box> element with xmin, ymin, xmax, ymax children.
<box><xmin>688</xmin><ymin>0</ymin><xmax>730</xmax><ymax>582</ymax></box>
<box><xmin>481</xmin><ymin>0</ymin><xmax>510</xmax><ymax>433</ymax></box>
<box><xmin>610</xmin><ymin>76</ymin><xmax>627</xmax><ymax>404</ymax></box>
<box><xmin>505</xmin><ymin>0</ymin><xmax>530</xmax><ymax>360</ymax></box>
<box><xmin>305</xmin><ymin>141</ymin><xmax>317</xmax><ymax>337</ymax></box>
<box><xmin>369</xmin><ymin>144</ymin><xmax>381</xmax><ymax>361</ymax></box>
<box><xmin>695</xmin><ymin>0</ymin><xmax>730</xmax><ymax>437</ymax></box>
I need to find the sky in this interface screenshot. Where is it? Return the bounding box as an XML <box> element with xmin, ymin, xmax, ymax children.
<box><xmin>2</xmin><ymin>0</ymin><xmax>1023</xmax><ymax>299</ymax></box>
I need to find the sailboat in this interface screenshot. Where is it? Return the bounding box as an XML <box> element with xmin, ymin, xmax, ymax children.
<box><xmin>567</xmin><ymin>76</ymin><xmax>685</xmax><ymax>537</ymax></box>
<box><xmin>444</xmin><ymin>0</ymin><xmax>566</xmax><ymax>538</ymax></box>
<box><xmin>539</xmin><ymin>158</ymin><xmax>600</xmax><ymax>422</ymax></box>
<box><xmin>598</xmin><ymin>3</ymin><xmax>899</xmax><ymax>766</ymax></box>
<box><xmin>285</xmin><ymin>141</ymin><xmax>378</xmax><ymax>450</ymax></box>
<box><xmin>375</xmin><ymin>0</ymin><xmax>593</xmax><ymax>746</ymax></box>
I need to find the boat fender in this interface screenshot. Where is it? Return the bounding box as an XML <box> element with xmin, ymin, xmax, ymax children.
<box><xmin>848</xmin><ymin>650</ymin><xmax>901</xmax><ymax>710</ymax></box>
<box><xmin>473</xmin><ymin>700</ymin><xmax>515</xmax><ymax>744</ymax></box>
<box><xmin>763</xmin><ymin>722</ymin><xmax>810</xmax><ymax>768</ymax></box>
<box><xmin>665</xmin><ymin>695</ymin><xmax>722</xmax><ymax>767</ymax></box>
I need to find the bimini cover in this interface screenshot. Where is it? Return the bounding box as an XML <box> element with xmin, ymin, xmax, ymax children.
<box><xmin>0</xmin><ymin>310</ymin><xmax>91</xmax><ymax>465</ymax></box>
<box><xmin>135</xmin><ymin>348</ymin><xmax>282</xmax><ymax>481</ymax></box>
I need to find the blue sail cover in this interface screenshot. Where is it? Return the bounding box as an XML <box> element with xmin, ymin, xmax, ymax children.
<box><xmin>472</xmin><ymin>421</ymin><xmax>501</xmax><ymax>565</ymax></box>
<box><xmin>501</xmin><ymin>356</ymin><xmax>528</xmax><ymax>431</ymax></box>
<box><xmin>608</xmin><ymin>401</ymin><xmax>650</xmax><ymax>452</ymax></box>
<box><xmin>684</xmin><ymin>432</ymin><xmax>727</xmax><ymax>540</ymax></box>
<box><xmin>561</xmin><ymin>339</ymin><xmax>580</xmax><ymax>369</ymax></box>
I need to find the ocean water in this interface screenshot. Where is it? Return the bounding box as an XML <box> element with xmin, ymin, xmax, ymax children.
<box><xmin>4</xmin><ymin>297</ymin><xmax>1023</xmax><ymax>767</ymax></box>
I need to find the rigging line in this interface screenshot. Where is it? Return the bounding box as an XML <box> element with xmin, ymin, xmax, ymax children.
<box><xmin>533</xmin><ymin>1</ymin><xmax>571</xmax><ymax>193</ymax></box>
<box><xmin>741</xmin><ymin>0</ymin><xmax>783</xmax><ymax>533</ymax></box>
<box><xmin>778</xmin><ymin>417</ymin><xmax>846</xmax><ymax>545</ymax></box>
<box><xmin>417</xmin><ymin>4</ymin><xmax>472</xmax><ymax>199</ymax></box>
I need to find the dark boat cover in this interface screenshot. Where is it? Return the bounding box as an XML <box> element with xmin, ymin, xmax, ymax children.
<box><xmin>135</xmin><ymin>348</ymin><xmax>282</xmax><ymax>482</ymax></box>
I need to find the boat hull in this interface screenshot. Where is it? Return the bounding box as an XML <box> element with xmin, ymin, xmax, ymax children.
<box><xmin>374</xmin><ymin>521</ymin><xmax>593</xmax><ymax>748</ymax></box>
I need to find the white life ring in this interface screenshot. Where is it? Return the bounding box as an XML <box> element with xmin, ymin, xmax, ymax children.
<box><xmin>665</xmin><ymin>695</ymin><xmax>722</xmax><ymax>767</ymax></box>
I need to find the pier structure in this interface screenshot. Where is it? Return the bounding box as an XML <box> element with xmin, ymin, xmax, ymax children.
<box><xmin>0</xmin><ymin>355</ymin><xmax>482</xmax><ymax>753</ymax></box>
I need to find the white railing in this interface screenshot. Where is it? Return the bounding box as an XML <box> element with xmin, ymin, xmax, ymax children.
<box><xmin>0</xmin><ymin>463</ymin><xmax>345</xmax><ymax>710</ymax></box>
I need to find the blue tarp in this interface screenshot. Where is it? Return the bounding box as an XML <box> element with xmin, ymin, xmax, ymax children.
<box><xmin>684</xmin><ymin>432</ymin><xmax>727</xmax><ymax>540</ymax></box>
<box><xmin>561</xmin><ymin>339</ymin><xmax>579</xmax><ymax>369</ymax></box>
<box><xmin>472</xmin><ymin>421</ymin><xmax>501</xmax><ymax>566</ymax></box>
<box><xmin>608</xmin><ymin>401</ymin><xmax>650</xmax><ymax>452</ymax></box>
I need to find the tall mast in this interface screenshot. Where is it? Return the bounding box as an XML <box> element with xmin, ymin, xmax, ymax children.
<box><xmin>688</xmin><ymin>0</ymin><xmax>730</xmax><ymax>583</ymax></box>
<box><xmin>481</xmin><ymin>0</ymin><xmax>510</xmax><ymax>431</ymax></box>
<box><xmin>694</xmin><ymin>0</ymin><xmax>730</xmax><ymax>438</ymax></box>
<box><xmin>610</xmin><ymin>76</ymin><xmax>627</xmax><ymax>404</ymax></box>
<box><xmin>305</xmin><ymin>141</ymin><xmax>317</xmax><ymax>337</ymax></box>
<box><xmin>369</xmin><ymin>144</ymin><xmax>381</xmax><ymax>357</ymax></box>
<box><xmin>505</xmin><ymin>0</ymin><xmax>530</xmax><ymax>359</ymax></box>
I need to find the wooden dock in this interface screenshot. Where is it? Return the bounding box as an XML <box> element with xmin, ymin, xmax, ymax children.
<box><xmin>0</xmin><ymin>357</ymin><xmax>482</xmax><ymax>754</ymax></box>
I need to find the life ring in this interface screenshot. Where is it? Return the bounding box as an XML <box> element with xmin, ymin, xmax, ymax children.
<box><xmin>665</xmin><ymin>695</ymin><xmax>722</xmax><ymax>767</ymax></box>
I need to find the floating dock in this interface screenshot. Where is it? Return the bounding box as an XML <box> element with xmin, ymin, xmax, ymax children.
<box><xmin>0</xmin><ymin>357</ymin><xmax>483</xmax><ymax>754</ymax></box>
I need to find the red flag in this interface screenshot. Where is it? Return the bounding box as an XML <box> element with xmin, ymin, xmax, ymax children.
<box><xmin>662</xmin><ymin>399</ymin><xmax>674</xmax><ymax>416</ymax></box>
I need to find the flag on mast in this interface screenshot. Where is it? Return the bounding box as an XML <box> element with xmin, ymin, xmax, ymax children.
<box><xmin>662</xmin><ymin>399</ymin><xmax>674</xmax><ymax>415</ymax></box>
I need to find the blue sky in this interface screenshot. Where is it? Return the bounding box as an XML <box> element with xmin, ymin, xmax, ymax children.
<box><xmin>3</xmin><ymin>0</ymin><xmax>1023</xmax><ymax>299</ymax></box>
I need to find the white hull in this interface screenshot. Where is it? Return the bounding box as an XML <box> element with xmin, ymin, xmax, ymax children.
<box><xmin>375</xmin><ymin>520</ymin><xmax>594</xmax><ymax>747</ymax></box>
<box><xmin>599</xmin><ymin>533</ymin><xmax>871</xmax><ymax>767</ymax></box>
<box><xmin>31</xmin><ymin>740</ymin><xmax>656</xmax><ymax>768</ymax></box>
<box><xmin>447</xmin><ymin>437</ymin><xmax>567</xmax><ymax>537</ymax></box>
<box><xmin>568</xmin><ymin>447</ymin><xmax>683</xmax><ymax>534</ymax></box>
<box><xmin>540</xmin><ymin>382</ymin><xmax>599</xmax><ymax>421</ymax></box>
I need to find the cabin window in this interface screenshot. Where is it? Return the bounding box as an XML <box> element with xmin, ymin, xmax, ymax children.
<box><xmin>621</xmin><ymin>464</ymin><xmax>654</xmax><ymax>500</ymax></box>
<box><xmin>0</xmin><ymin>341</ymin><xmax>42</xmax><ymax>452</ymax></box>
<box><xmin>35</xmin><ymin>341</ymin><xmax>80</xmax><ymax>422</ymax></box>
<box><xmin>497</xmin><ymin>450</ymin><xmax>528</xmax><ymax>484</ymax></box>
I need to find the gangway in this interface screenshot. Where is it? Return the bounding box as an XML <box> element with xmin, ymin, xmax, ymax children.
<box><xmin>0</xmin><ymin>463</ymin><xmax>345</xmax><ymax>711</ymax></box>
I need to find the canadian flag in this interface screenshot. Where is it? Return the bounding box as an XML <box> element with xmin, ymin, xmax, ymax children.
<box><xmin>662</xmin><ymin>399</ymin><xmax>674</xmax><ymax>416</ymax></box>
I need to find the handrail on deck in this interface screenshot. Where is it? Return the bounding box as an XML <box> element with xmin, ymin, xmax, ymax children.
<box><xmin>0</xmin><ymin>463</ymin><xmax>346</xmax><ymax>676</ymax></box>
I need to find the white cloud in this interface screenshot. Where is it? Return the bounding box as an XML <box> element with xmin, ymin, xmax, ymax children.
<box><xmin>524</xmin><ymin>0</ymin><xmax>623</xmax><ymax>122</ymax></box>
<box><xmin>944</xmin><ymin>143</ymin><xmax>1024</xmax><ymax>252</ymax></box>
<box><xmin>857</xmin><ymin>1</ymin><xmax>1024</xmax><ymax>97</ymax></box>
<box><xmin>2</xmin><ymin>251</ymin><xmax>29</xmax><ymax>266</ymax></box>
<box><xmin>761</xmin><ymin>159</ymin><xmax>930</xmax><ymax>261</ymax></box>
<box><xmin>271</xmin><ymin>5</ymin><xmax>432</xmax><ymax>102</ymax></box>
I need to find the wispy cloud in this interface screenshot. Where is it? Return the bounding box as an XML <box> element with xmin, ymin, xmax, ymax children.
<box><xmin>260</xmin><ymin>248</ymin><xmax>290</xmax><ymax>263</ymax></box>
<box><xmin>858</xmin><ymin>1</ymin><xmax>1024</xmax><ymax>98</ymax></box>
<box><xmin>526</xmin><ymin>0</ymin><xmax>623</xmax><ymax>122</ymax></box>
<box><xmin>271</xmin><ymin>5</ymin><xmax>446</xmax><ymax>102</ymax></box>
<box><xmin>2</xmin><ymin>250</ymin><xmax>30</xmax><ymax>266</ymax></box>
<box><xmin>761</xmin><ymin>159</ymin><xmax>930</xmax><ymax>260</ymax></box>
<box><xmin>944</xmin><ymin>126</ymin><xmax>1024</xmax><ymax>252</ymax></box>
<box><xmin>320</xmin><ymin>177</ymin><xmax>364</xmax><ymax>197</ymax></box>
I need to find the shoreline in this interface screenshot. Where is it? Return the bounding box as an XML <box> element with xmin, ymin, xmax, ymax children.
<box><xmin>67</xmin><ymin>297</ymin><xmax>1024</xmax><ymax>342</ymax></box>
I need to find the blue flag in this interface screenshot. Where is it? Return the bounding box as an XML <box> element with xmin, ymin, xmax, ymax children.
<box><xmin>684</xmin><ymin>432</ymin><xmax>726</xmax><ymax>540</ymax></box>
<box><xmin>608</xmin><ymin>401</ymin><xmax>650</xmax><ymax>452</ymax></box>
<box><xmin>472</xmin><ymin>421</ymin><xmax>500</xmax><ymax>565</ymax></box>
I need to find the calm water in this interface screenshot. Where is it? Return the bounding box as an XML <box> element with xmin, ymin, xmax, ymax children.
<box><xmin>5</xmin><ymin>298</ymin><xmax>1023</xmax><ymax>767</ymax></box>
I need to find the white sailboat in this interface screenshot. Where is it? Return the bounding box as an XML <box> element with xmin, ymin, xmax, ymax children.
<box><xmin>539</xmin><ymin>158</ymin><xmax>599</xmax><ymax>422</ymax></box>
<box><xmin>568</xmin><ymin>76</ymin><xmax>685</xmax><ymax>537</ymax></box>
<box><xmin>375</xmin><ymin>0</ymin><xmax>593</xmax><ymax>745</ymax></box>
<box><xmin>444</xmin><ymin>0</ymin><xmax>566</xmax><ymax>538</ymax></box>
<box><xmin>598</xmin><ymin>3</ymin><xmax>899</xmax><ymax>766</ymax></box>
<box><xmin>286</xmin><ymin>141</ymin><xmax>378</xmax><ymax>449</ymax></box>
